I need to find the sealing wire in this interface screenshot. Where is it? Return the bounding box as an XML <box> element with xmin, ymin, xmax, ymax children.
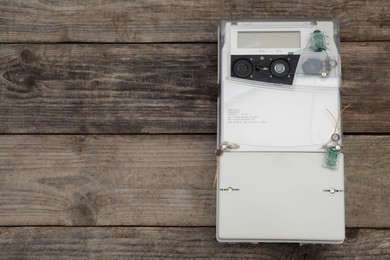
<box><xmin>213</xmin><ymin>156</ymin><xmax>219</xmax><ymax>190</ymax></box>
<box><xmin>325</xmin><ymin>103</ymin><xmax>351</xmax><ymax>146</ymax></box>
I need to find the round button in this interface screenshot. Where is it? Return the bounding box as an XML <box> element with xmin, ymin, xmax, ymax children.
<box><xmin>270</xmin><ymin>59</ymin><xmax>289</xmax><ymax>78</ymax></box>
<box><xmin>303</xmin><ymin>58</ymin><xmax>324</xmax><ymax>75</ymax></box>
<box><xmin>232</xmin><ymin>59</ymin><xmax>253</xmax><ymax>78</ymax></box>
<box><xmin>330</xmin><ymin>188</ymin><xmax>336</xmax><ymax>194</ymax></box>
<box><xmin>274</xmin><ymin>63</ymin><xmax>286</xmax><ymax>74</ymax></box>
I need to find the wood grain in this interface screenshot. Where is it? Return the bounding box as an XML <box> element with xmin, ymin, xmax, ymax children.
<box><xmin>0</xmin><ymin>0</ymin><xmax>389</xmax><ymax>43</ymax></box>
<box><xmin>0</xmin><ymin>43</ymin><xmax>389</xmax><ymax>134</ymax></box>
<box><xmin>0</xmin><ymin>135</ymin><xmax>388</xmax><ymax>227</ymax></box>
<box><xmin>341</xmin><ymin>42</ymin><xmax>390</xmax><ymax>133</ymax></box>
<box><xmin>0</xmin><ymin>1</ymin><xmax>388</xmax><ymax>257</ymax></box>
<box><xmin>0</xmin><ymin>44</ymin><xmax>217</xmax><ymax>134</ymax></box>
<box><xmin>0</xmin><ymin>227</ymin><xmax>388</xmax><ymax>259</ymax></box>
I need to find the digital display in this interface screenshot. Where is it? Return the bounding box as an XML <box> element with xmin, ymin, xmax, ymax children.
<box><xmin>237</xmin><ymin>32</ymin><xmax>301</xmax><ymax>48</ymax></box>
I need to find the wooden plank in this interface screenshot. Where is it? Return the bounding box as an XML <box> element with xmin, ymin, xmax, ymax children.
<box><xmin>341</xmin><ymin>43</ymin><xmax>390</xmax><ymax>133</ymax></box>
<box><xmin>0</xmin><ymin>135</ymin><xmax>388</xmax><ymax>227</ymax></box>
<box><xmin>0</xmin><ymin>44</ymin><xmax>217</xmax><ymax>134</ymax></box>
<box><xmin>0</xmin><ymin>0</ymin><xmax>389</xmax><ymax>43</ymax></box>
<box><xmin>0</xmin><ymin>43</ymin><xmax>389</xmax><ymax>134</ymax></box>
<box><xmin>344</xmin><ymin>135</ymin><xmax>390</xmax><ymax>228</ymax></box>
<box><xmin>0</xmin><ymin>227</ymin><xmax>388</xmax><ymax>259</ymax></box>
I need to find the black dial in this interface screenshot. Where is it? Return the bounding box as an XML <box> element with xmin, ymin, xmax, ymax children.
<box><xmin>232</xmin><ymin>59</ymin><xmax>253</xmax><ymax>78</ymax></box>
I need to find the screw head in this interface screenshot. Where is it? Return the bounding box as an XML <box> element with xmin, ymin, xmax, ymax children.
<box><xmin>331</xmin><ymin>133</ymin><xmax>340</xmax><ymax>141</ymax></box>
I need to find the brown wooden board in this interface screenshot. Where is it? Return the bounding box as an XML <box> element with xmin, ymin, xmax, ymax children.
<box><xmin>0</xmin><ymin>43</ymin><xmax>389</xmax><ymax>134</ymax></box>
<box><xmin>0</xmin><ymin>227</ymin><xmax>388</xmax><ymax>259</ymax></box>
<box><xmin>1</xmin><ymin>1</ymin><xmax>389</xmax><ymax>257</ymax></box>
<box><xmin>0</xmin><ymin>135</ymin><xmax>388</xmax><ymax>227</ymax></box>
<box><xmin>0</xmin><ymin>1</ymin><xmax>389</xmax><ymax>43</ymax></box>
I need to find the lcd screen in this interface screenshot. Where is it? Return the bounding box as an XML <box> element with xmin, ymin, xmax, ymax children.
<box><xmin>238</xmin><ymin>32</ymin><xmax>301</xmax><ymax>48</ymax></box>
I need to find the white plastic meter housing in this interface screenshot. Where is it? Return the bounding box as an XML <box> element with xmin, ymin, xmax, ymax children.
<box><xmin>217</xmin><ymin>20</ymin><xmax>344</xmax><ymax>244</ymax></box>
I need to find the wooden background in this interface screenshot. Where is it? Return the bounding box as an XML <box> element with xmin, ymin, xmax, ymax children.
<box><xmin>0</xmin><ymin>0</ymin><xmax>389</xmax><ymax>259</ymax></box>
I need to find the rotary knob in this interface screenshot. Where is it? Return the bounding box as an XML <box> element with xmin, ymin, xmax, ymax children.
<box><xmin>232</xmin><ymin>59</ymin><xmax>253</xmax><ymax>78</ymax></box>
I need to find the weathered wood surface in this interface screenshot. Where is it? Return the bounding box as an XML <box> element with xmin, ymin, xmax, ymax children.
<box><xmin>0</xmin><ymin>0</ymin><xmax>388</xmax><ymax>258</ymax></box>
<box><xmin>0</xmin><ymin>227</ymin><xmax>388</xmax><ymax>259</ymax></box>
<box><xmin>0</xmin><ymin>44</ymin><xmax>217</xmax><ymax>134</ymax></box>
<box><xmin>0</xmin><ymin>0</ymin><xmax>389</xmax><ymax>43</ymax></box>
<box><xmin>1</xmin><ymin>42</ymin><xmax>389</xmax><ymax>134</ymax></box>
<box><xmin>0</xmin><ymin>135</ymin><xmax>388</xmax><ymax>227</ymax></box>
